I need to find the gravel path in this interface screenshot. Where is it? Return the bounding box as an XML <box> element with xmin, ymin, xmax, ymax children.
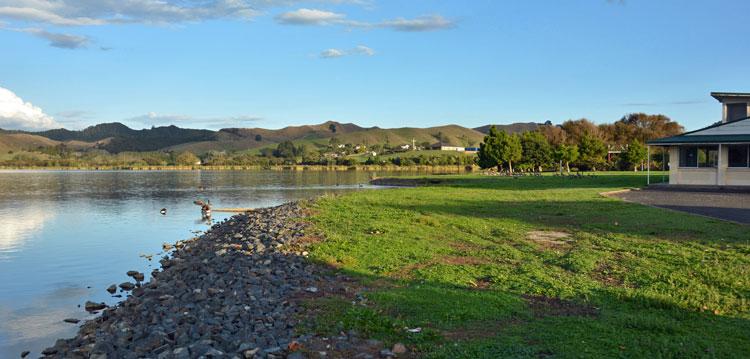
<box><xmin>614</xmin><ymin>188</ymin><xmax>750</xmax><ymax>224</ymax></box>
<box><xmin>36</xmin><ymin>202</ymin><xmax>399</xmax><ymax>359</ymax></box>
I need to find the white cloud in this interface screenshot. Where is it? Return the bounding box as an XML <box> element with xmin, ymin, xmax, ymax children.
<box><xmin>125</xmin><ymin>112</ymin><xmax>262</xmax><ymax>129</ymax></box>
<box><xmin>320</xmin><ymin>48</ymin><xmax>345</xmax><ymax>58</ymax></box>
<box><xmin>0</xmin><ymin>86</ymin><xmax>61</xmax><ymax>130</ymax></box>
<box><xmin>277</xmin><ymin>8</ymin><xmax>455</xmax><ymax>32</ymax></box>
<box><xmin>20</xmin><ymin>27</ymin><xmax>89</xmax><ymax>48</ymax></box>
<box><xmin>353</xmin><ymin>44</ymin><xmax>374</xmax><ymax>55</ymax></box>
<box><xmin>275</xmin><ymin>8</ymin><xmax>344</xmax><ymax>25</ymax></box>
<box><xmin>319</xmin><ymin>45</ymin><xmax>374</xmax><ymax>59</ymax></box>
<box><xmin>0</xmin><ymin>0</ymin><xmax>261</xmax><ymax>26</ymax></box>
<box><xmin>379</xmin><ymin>15</ymin><xmax>454</xmax><ymax>32</ymax></box>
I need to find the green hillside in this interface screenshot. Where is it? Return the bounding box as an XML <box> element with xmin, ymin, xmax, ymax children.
<box><xmin>8</xmin><ymin>121</ymin><xmax>531</xmax><ymax>155</ymax></box>
<box><xmin>171</xmin><ymin>123</ymin><xmax>486</xmax><ymax>154</ymax></box>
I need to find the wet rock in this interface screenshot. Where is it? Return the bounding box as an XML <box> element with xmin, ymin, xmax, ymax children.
<box><xmin>106</xmin><ymin>284</ymin><xmax>117</xmax><ymax>294</ymax></box>
<box><xmin>41</xmin><ymin>347</ymin><xmax>58</xmax><ymax>355</ymax></box>
<box><xmin>379</xmin><ymin>349</ymin><xmax>395</xmax><ymax>358</ymax></box>
<box><xmin>119</xmin><ymin>282</ymin><xmax>136</xmax><ymax>291</ymax></box>
<box><xmin>63</xmin><ymin>318</ymin><xmax>80</xmax><ymax>324</ymax></box>
<box><xmin>84</xmin><ymin>301</ymin><xmax>106</xmax><ymax>312</ymax></box>
<box><xmin>40</xmin><ymin>202</ymin><xmax>323</xmax><ymax>358</ymax></box>
<box><xmin>20</xmin><ymin>350</ymin><xmax>30</xmax><ymax>358</ymax></box>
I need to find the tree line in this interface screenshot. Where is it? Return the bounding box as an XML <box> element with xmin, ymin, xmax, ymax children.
<box><xmin>478</xmin><ymin>113</ymin><xmax>682</xmax><ymax>173</ymax></box>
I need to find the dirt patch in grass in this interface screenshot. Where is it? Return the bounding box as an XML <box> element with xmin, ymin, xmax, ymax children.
<box><xmin>449</xmin><ymin>241</ymin><xmax>487</xmax><ymax>252</ymax></box>
<box><xmin>296</xmin><ymin>234</ymin><xmax>326</xmax><ymax>246</ymax></box>
<box><xmin>523</xmin><ymin>295</ymin><xmax>598</xmax><ymax>318</ymax></box>
<box><xmin>591</xmin><ymin>257</ymin><xmax>636</xmax><ymax>289</ymax></box>
<box><xmin>441</xmin><ymin>319</ymin><xmax>522</xmax><ymax>341</ymax></box>
<box><xmin>527</xmin><ymin>231</ymin><xmax>572</xmax><ymax>250</ymax></box>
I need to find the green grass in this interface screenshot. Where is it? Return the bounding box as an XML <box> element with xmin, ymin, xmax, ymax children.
<box><xmin>305</xmin><ymin>174</ymin><xmax>750</xmax><ymax>358</ymax></box>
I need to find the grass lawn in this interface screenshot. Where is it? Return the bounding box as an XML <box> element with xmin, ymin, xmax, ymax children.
<box><xmin>304</xmin><ymin>174</ymin><xmax>750</xmax><ymax>358</ymax></box>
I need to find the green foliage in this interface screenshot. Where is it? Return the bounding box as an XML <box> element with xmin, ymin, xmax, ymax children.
<box><xmin>174</xmin><ymin>151</ymin><xmax>200</xmax><ymax>165</ymax></box>
<box><xmin>273</xmin><ymin>140</ymin><xmax>304</xmax><ymax>159</ymax></box>
<box><xmin>622</xmin><ymin>140</ymin><xmax>648</xmax><ymax>171</ymax></box>
<box><xmin>519</xmin><ymin>131</ymin><xmax>552</xmax><ymax>170</ymax></box>
<box><xmin>553</xmin><ymin>144</ymin><xmax>579</xmax><ymax>173</ymax></box>
<box><xmin>477</xmin><ymin>126</ymin><xmax>522</xmax><ymax>172</ymax></box>
<box><xmin>577</xmin><ymin>134</ymin><xmax>607</xmax><ymax>170</ymax></box>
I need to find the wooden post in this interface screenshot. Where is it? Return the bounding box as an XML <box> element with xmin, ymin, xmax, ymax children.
<box><xmin>647</xmin><ymin>145</ymin><xmax>651</xmax><ymax>186</ymax></box>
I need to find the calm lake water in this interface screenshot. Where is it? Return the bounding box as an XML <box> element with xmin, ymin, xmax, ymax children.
<box><xmin>0</xmin><ymin>170</ymin><xmax>418</xmax><ymax>357</ymax></box>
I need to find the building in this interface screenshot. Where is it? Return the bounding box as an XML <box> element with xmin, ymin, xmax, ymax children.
<box><xmin>647</xmin><ymin>92</ymin><xmax>750</xmax><ymax>186</ymax></box>
<box><xmin>433</xmin><ymin>145</ymin><xmax>466</xmax><ymax>152</ymax></box>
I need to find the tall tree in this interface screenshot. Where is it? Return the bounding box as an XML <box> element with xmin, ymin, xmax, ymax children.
<box><xmin>553</xmin><ymin>144</ymin><xmax>579</xmax><ymax>174</ymax></box>
<box><xmin>520</xmin><ymin>131</ymin><xmax>552</xmax><ymax>172</ymax></box>
<box><xmin>501</xmin><ymin>133</ymin><xmax>523</xmax><ymax>174</ymax></box>
<box><xmin>477</xmin><ymin>126</ymin><xmax>503</xmax><ymax>171</ymax></box>
<box><xmin>578</xmin><ymin>134</ymin><xmax>607</xmax><ymax>171</ymax></box>
<box><xmin>561</xmin><ymin>118</ymin><xmax>601</xmax><ymax>144</ymax></box>
<box><xmin>478</xmin><ymin>127</ymin><xmax>522</xmax><ymax>173</ymax></box>
<box><xmin>622</xmin><ymin>140</ymin><xmax>648</xmax><ymax>171</ymax></box>
<box><xmin>613</xmin><ymin>113</ymin><xmax>684</xmax><ymax>144</ymax></box>
<box><xmin>537</xmin><ymin>124</ymin><xmax>567</xmax><ymax>146</ymax></box>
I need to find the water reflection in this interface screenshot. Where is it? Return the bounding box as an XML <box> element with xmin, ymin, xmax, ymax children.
<box><xmin>0</xmin><ymin>170</ymin><xmax>421</xmax><ymax>357</ymax></box>
<box><xmin>0</xmin><ymin>204</ymin><xmax>55</xmax><ymax>260</ymax></box>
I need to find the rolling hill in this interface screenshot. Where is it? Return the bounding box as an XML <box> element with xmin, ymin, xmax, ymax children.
<box><xmin>4</xmin><ymin>121</ymin><xmax>540</xmax><ymax>154</ymax></box>
<box><xmin>170</xmin><ymin>122</ymin><xmax>487</xmax><ymax>153</ymax></box>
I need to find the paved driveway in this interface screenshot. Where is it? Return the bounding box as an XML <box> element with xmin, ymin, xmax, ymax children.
<box><xmin>614</xmin><ymin>187</ymin><xmax>750</xmax><ymax>225</ymax></box>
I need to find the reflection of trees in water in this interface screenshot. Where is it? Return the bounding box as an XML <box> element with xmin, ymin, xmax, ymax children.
<box><xmin>0</xmin><ymin>170</ymin><xmax>427</xmax><ymax>203</ymax></box>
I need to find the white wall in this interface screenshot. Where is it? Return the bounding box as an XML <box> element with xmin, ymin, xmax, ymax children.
<box><xmin>668</xmin><ymin>145</ymin><xmax>750</xmax><ymax>186</ymax></box>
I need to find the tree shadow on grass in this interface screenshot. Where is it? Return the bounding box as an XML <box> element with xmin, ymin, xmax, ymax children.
<box><xmin>379</xmin><ymin>197</ymin><xmax>748</xmax><ymax>245</ymax></box>
<box><xmin>305</xmin><ymin>264</ymin><xmax>750</xmax><ymax>359</ymax></box>
<box><xmin>379</xmin><ymin>174</ymin><xmax>653</xmax><ymax>191</ymax></box>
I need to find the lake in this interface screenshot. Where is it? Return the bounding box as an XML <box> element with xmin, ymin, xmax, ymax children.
<box><xmin>0</xmin><ymin>170</ymin><xmax>416</xmax><ymax>357</ymax></box>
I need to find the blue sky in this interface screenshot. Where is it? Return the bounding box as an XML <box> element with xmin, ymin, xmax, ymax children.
<box><xmin>1</xmin><ymin>0</ymin><xmax>749</xmax><ymax>131</ymax></box>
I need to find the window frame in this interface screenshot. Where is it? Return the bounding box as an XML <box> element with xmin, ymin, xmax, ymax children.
<box><xmin>679</xmin><ymin>145</ymin><xmax>719</xmax><ymax>168</ymax></box>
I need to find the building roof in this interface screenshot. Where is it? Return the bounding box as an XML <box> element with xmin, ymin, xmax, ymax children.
<box><xmin>648</xmin><ymin>117</ymin><xmax>750</xmax><ymax>145</ymax></box>
<box><xmin>711</xmin><ymin>92</ymin><xmax>750</xmax><ymax>102</ymax></box>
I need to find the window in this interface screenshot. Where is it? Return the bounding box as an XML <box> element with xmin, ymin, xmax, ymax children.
<box><xmin>679</xmin><ymin>146</ymin><xmax>697</xmax><ymax>167</ymax></box>
<box><xmin>728</xmin><ymin>144</ymin><xmax>749</xmax><ymax>168</ymax></box>
<box><xmin>679</xmin><ymin>145</ymin><xmax>718</xmax><ymax>168</ymax></box>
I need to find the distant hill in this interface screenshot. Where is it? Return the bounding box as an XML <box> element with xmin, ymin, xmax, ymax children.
<box><xmin>0</xmin><ymin>133</ymin><xmax>101</xmax><ymax>153</ymax></box>
<box><xmin>474</xmin><ymin>122</ymin><xmax>542</xmax><ymax>134</ymax></box>
<box><xmin>170</xmin><ymin>122</ymin><xmax>486</xmax><ymax>153</ymax></box>
<box><xmin>34</xmin><ymin>123</ymin><xmax>216</xmax><ymax>152</ymax></box>
<box><xmin>3</xmin><ymin>120</ymin><xmax>537</xmax><ymax>154</ymax></box>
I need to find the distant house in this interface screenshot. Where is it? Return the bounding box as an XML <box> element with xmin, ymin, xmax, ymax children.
<box><xmin>465</xmin><ymin>147</ymin><xmax>480</xmax><ymax>153</ymax></box>
<box><xmin>399</xmin><ymin>144</ymin><xmax>411</xmax><ymax>150</ymax></box>
<box><xmin>648</xmin><ymin>92</ymin><xmax>750</xmax><ymax>186</ymax></box>
<box><xmin>433</xmin><ymin>145</ymin><xmax>465</xmax><ymax>152</ymax></box>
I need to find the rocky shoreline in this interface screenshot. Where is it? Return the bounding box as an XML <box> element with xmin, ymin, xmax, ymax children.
<box><xmin>37</xmin><ymin>202</ymin><xmax>398</xmax><ymax>359</ymax></box>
